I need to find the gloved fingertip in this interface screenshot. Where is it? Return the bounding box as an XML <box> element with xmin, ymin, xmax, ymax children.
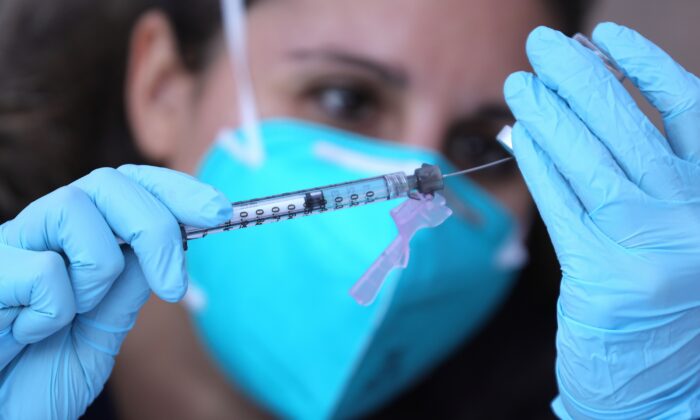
<box><xmin>198</xmin><ymin>187</ymin><xmax>233</xmax><ymax>226</ymax></box>
<box><xmin>155</xmin><ymin>274</ymin><xmax>188</xmax><ymax>303</ymax></box>
<box><xmin>526</xmin><ymin>25</ymin><xmax>564</xmax><ymax>57</ymax></box>
<box><xmin>504</xmin><ymin>71</ymin><xmax>535</xmax><ymax>108</ymax></box>
<box><xmin>152</xmin><ymin>254</ymin><xmax>188</xmax><ymax>303</ymax></box>
<box><xmin>116</xmin><ymin>163</ymin><xmax>138</xmax><ymax>176</ymax></box>
<box><xmin>74</xmin><ymin>293</ymin><xmax>111</xmax><ymax>315</ymax></box>
<box><xmin>592</xmin><ymin>21</ymin><xmax>627</xmax><ymax>46</ymax></box>
<box><xmin>152</xmin><ymin>271</ymin><xmax>187</xmax><ymax>303</ymax></box>
<box><xmin>74</xmin><ymin>300</ymin><xmax>98</xmax><ymax>316</ymax></box>
<box><xmin>214</xmin><ymin>201</ymin><xmax>234</xmax><ymax>225</ymax></box>
<box><xmin>156</xmin><ymin>289</ymin><xmax>186</xmax><ymax>303</ymax></box>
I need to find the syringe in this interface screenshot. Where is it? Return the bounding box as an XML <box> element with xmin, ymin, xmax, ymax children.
<box><xmin>120</xmin><ymin>32</ymin><xmax>617</xmax><ymax>250</ymax></box>
<box><xmin>150</xmin><ymin>157</ymin><xmax>513</xmax><ymax>250</ymax></box>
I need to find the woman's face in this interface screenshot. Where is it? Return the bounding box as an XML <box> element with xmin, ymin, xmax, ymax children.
<box><xmin>160</xmin><ymin>0</ymin><xmax>555</xmax><ymax>225</ymax></box>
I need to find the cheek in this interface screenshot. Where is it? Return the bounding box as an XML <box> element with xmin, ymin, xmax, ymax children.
<box><xmin>180</xmin><ymin>55</ymin><xmax>240</xmax><ymax>174</ymax></box>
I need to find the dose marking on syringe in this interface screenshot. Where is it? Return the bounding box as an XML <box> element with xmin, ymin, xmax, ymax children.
<box><xmin>184</xmin><ymin>177</ymin><xmax>394</xmax><ymax>240</ymax></box>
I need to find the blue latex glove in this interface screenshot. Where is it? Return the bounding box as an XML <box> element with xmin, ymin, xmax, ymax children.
<box><xmin>0</xmin><ymin>165</ymin><xmax>231</xmax><ymax>419</ymax></box>
<box><xmin>505</xmin><ymin>23</ymin><xmax>700</xmax><ymax>418</ymax></box>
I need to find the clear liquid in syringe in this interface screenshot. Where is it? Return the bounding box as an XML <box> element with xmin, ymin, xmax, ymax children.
<box><xmin>184</xmin><ymin>173</ymin><xmax>409</xmax><ymax>240</ymax></box>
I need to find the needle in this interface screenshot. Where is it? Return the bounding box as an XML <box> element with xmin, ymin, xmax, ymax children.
<box><xmin>442</xmin><ymin>157</ymin><xmax>514</xmax><ymax>179</ymax></box>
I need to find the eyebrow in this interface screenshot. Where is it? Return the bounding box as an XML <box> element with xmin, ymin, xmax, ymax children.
<box><xmin>288</xmin><ymin>49</ymin><xmax>409</xmax><ymax>88</ymax></box>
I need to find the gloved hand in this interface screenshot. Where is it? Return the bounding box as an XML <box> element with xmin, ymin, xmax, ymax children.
<box><xmin>504</xmin><ymin>23</ymin><xmax>700</xmax><ymax>418</ymax></box>
<box><xmin>0</xmin><ymin>165</ymin><xmax>232</xmax><ymax>419</ymax></box>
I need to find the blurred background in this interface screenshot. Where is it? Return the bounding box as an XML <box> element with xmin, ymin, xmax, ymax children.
<box><xmin>587</xmin><ymin>0</ymin><xmax>700</xmax><ymax>128</ymax></box>
<box><xmin>588</xmin><ymin>0</ymin><xmax>698</xmax><ymax>73</ymax></box>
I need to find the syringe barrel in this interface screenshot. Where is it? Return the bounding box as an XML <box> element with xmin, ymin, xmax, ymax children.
<box><xmin>183</xmin><ymin>171</ymin><xmax>414</xmax><ymax>241</ymax></box>
<box><xmin>115</xmin><ymin>166</ymin><xmax>446</xmax><ymax>249</ymax></box>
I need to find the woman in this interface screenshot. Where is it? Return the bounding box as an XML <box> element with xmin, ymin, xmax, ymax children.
<box><xmin>0</xmin><ymin>0</ymin><xmax>589</xmax><ymax>418</ymax></box>
<box><xmin>110</xmin><ymin>1</ymin><xmax>587</xmax><ymax>418</ymax></box>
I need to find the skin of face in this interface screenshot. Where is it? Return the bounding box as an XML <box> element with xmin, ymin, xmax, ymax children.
<box><xmin>114</xmin><ymin>1</ymin><xmax>555</xmax><ymax>418</ymax></box>
<box><xmin>132</xmin><ymin>0</ymin><xmax>550</xmax><ymax>226</ymax></box>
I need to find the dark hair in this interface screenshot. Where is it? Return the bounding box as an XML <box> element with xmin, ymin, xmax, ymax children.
<box><xmin>0</xmin><ymin>0</ymin><xmax>593</xmax><ymax>222</ymax></box>
<box><xmin>0</xmin><ymin>0</ymin><xmax>222</xmax><ymax>221</ymax></box>
<box><xmin>544</xmin><ymin>0</ymin><xmax>595</xmax><ymax>35</ymax></box>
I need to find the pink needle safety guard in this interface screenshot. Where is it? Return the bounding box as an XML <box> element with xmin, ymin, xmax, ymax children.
<box><xmin>349</xmin><ymin>192</ymin><xmax>453</xmax><ymax>306</ymax></box>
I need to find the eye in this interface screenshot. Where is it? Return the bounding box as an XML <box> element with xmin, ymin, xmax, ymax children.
<box><xmin>307</xmin><ymin>81</ymin><xmax>380</xmax><ymax>125</ymax></box>
<box><xmin>443</xmin><ymin>118</ymin><xmax>515</xmax><ymax>179</ymax></box>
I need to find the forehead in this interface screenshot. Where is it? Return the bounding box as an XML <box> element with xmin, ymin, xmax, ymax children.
<box><xmin>248</xmin><ymin>0</ymin><xmax>553</xmax><ymax>109</ymax></box>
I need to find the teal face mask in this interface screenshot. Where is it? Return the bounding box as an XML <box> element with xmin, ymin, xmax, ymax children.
<box><xmin>186</xmin><ymin>119</ymin><xmax>525</xmax><ymax>419</ymax></box>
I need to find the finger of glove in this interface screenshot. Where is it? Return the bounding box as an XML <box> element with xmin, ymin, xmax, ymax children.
<box><xmin>0</xmin><ymin>245</ymin><xmax>75</xmax><ymax>344</ymax></box>
<box><xmin>73</xmin><ymin>250</ymin><xmax>149</xmax><ymax>371</ymax></box>
<box><xmin>72</xmin><ymin>168</ymin><xmax>186</xmax><ymax>303</ymax></box>
<box><xmin>117</xmin><ymin>165</ymin><xmax>232</xmax><ymax>227</ymax></box>
<box><xmin>0</xmin><ymin>187</ymin><xmax>124</xmax><ymax>313</ymax></box>
<box><xmin>511</xmin><ymin>123</ymin><xmax>593</xmax><ymax>249</ymax></box>
<box><xmin>505</xmin><ymin>71</ymin><xmax>640</xmax><ymax>215</ymax></box>
<box><xmin>593</xmin><ymin>22</ymin><xmax>700</xmax><ymax>165</ymax></box>
<box><xmin>0</xmin><ymin>327</ymin><xmax>24</xmax><ymax>371</ymax></box>
<box><xmin>526</xmin><ymin>26</ymin><xmax>676</xmax><ymax>200</ymax></box>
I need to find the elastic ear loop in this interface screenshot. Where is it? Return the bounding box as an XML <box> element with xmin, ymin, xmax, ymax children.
<box><xmin>220</xmin><ymin>0</ymin><xmax>265</xmax><ymax>167</ymax></box>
